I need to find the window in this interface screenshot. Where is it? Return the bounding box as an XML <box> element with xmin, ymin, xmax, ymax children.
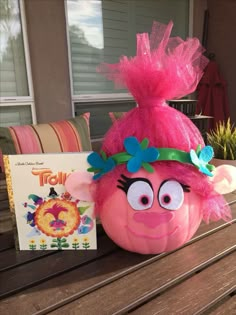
<box><xmin>66</xmin><ymin>0</ymin><xmax>191</xmax><ymax>138</ymax></box>
<box><xmin>0</xmin><ymin>0</ymin><xmax>35</xmax><ymax>126</ymax></box>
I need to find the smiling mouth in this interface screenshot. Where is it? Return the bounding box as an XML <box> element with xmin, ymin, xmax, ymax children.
<box><xmin>126</xmin><ymin>225</ymin><xmax>179</xmax><ymax>240</ymax></box>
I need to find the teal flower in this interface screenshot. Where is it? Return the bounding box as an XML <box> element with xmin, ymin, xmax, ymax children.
<box><xmin>87</xmin><ymin>151</ymin><xmax>115</xmax><ymax>180</ymax></box>
<box><xmin>190</xmin><ymin>145</ymin><xmax>214</xmax><ymax>176</ymax></box>
<box><xmin>124</xmin><ymin>137</ymin><xmax>159</xmax><ymax>173</ymax></box>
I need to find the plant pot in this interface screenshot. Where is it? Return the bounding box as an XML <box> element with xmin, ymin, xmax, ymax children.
<box><xmin>211</xmin><ymin>158</ymin><xmax>236</xmax><ymax>168</ymax></box>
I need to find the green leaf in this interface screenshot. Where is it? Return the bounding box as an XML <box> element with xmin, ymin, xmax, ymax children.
<box><xmin>196</xmin><ymin>144</ymin><xmax>201</xmax><ymax>155</ymax></box>
<box><xmin>140</xmin><ymin>138</ymin><xmax>149</xmax><ymax>149</ymax></box>
<box><xmin>50</xmin><ymin>244</ymin><xmax>58</xmax><ymax>248</ymax></box>
<box><xmin>142</xmin><ymin>162</ymin><xmax>154</xmax><ymax>173</ymax></box>
<box><xmin>87</xmin><ymin>167</ymin><xmax>95</xmax><ymax>172</ymax></box>
<box><xmin>112</xmin><ymin>152</ymin><xmax>131</xmax><ymax>164</ymax></box>
<box><xmin>206</xmin><ymin>164</ymin><xmax>215</xmax><ymax>172</ymax></box>
<box><xmin>101</xmin><ymin>151</ymin><xmax>107</xmax><ymax>160</ymax></box>
<box><xmin>79</xmin><ymin>205</ymin><xmax>90</xmax><ymax>215</ymax></box>
<box><xmin>61</xmin><ymin>243</ymin><xmax>70</xmax><ymax>248</ymax></box>
<box><xmin>87</xmin><ymin>167</ymin><xmax>100</xmax><ymax>173</ymax></box>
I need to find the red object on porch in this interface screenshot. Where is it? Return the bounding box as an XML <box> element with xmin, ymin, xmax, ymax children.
<box><xmin>196</xmin><ymin>59</ymin><xmax>230</xmax><ymax>130</ymax></box>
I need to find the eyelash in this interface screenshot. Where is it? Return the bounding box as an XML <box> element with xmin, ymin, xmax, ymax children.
<box><xmin>117</xmin><ymin>175</ymin><xmax>153</xmax><ymax>193</ymax></box>
<box><xmin>159</xmin><ymin>179</ymin><xmax>191</xmax><ymax>193</ymax></box>
<box><xmin>181</xmin><ymin>184</ymin><xmax>191</xmax><ymax>193</ymax></box>
<box><xmin>117</xmin><ymin>175</ymin><xmax>191</xmax><ymax>193</ymax></box>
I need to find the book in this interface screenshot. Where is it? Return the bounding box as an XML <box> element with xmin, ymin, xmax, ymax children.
<box><xmin>3</xmin><ymin>153</ymin><xmax>97</xmax><ymax>250</ymax></box>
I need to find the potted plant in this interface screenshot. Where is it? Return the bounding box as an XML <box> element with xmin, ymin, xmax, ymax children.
<box><xmin>207</xmin><ymin>119</ymin><xmax>236</xmax><ymax>167</ymax></box>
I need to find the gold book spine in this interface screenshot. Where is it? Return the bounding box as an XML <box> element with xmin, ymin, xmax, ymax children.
<box><xmin>3</xmin><ymin>155</ymin><xmax>20</xmax><ymax>250</ymax></box>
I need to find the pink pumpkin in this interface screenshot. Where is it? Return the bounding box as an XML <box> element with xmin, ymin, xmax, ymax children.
<box><xmin>65</xmin><ymin>21</ymin><xmax>236</xmax><ymax>254</ymax></box>
<box><xmin>100</xmin><ymin>168</ymin><xmax>202</xmax><ymax>254</ymax></box>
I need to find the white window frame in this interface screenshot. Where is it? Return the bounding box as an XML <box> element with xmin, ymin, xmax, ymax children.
<box><xmin>0</xmin><ymin>0</ymin><xmax>36</xmax><ymax>124</ymax></box>
<box><xmin>65</xmin><ymin>0</ymin><xmax>194</xmax><ymax>116</ymax></box>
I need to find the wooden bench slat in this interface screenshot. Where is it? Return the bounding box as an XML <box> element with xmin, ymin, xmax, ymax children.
<box><xmin>0</xmin><ymin>173</ymin><xmax>6</xmax><ymax>180</ymax></box>
<box><xmin>0</xmin><ymin>234</ymin><xmax>118</xmax><ymax>299</ymax></box>
<box><xmin>0</xmin><ymin>191</ymin><xmax>8</xmax><ymax>201</ymax></box>
<box><xmin>0</xmin><ymin>200</ymin><xmax>9</xmax><ymax>211</ymax></box>
<box><xmin>0</xmin><ymin>209</ymin><xmax>13</xmax><ymax>234</ymax></box>
<box><xmin>1</xmin><ymin>223</ymin><xmax>234</xmax><ymax>315</ymax></box>
<box><xmin>132</xmin><ymin>252</ymin><xmax>236</xmax><ymax>315</ymax></box>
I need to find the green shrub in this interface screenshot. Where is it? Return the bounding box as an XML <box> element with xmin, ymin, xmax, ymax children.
<box><xmin>207</xmin><ymin>119</ymin><xmax>236</xmax><ymax>160</ymax></box>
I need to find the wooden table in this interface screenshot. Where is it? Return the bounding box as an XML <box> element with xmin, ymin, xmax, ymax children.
<box><xmin>0</xmin><ymin>174</ymin><xmax>235</xmax><ymax>314</ymax></box>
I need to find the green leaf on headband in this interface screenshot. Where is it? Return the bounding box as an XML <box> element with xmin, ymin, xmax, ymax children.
<box><xmin>140</xmin><ymin>138</ymin><xmax>149</xmax><ymax>150</ymax></box>
<box><xmin>87</xmin><ymin>167</ymin><xmax>100</xmax><ymax>173</ymax></box>
<box><xmin>101</xmin><ymin>151</ymin><xmax>107</xmax><ymax>160</ymax></box>
<box><xmin>196</xmin><ymin>144</ymin><xmax>201</xmax><ymax>155</ymax></box>
<box><xmin>206</xmin><ymin>164</ymin><xmax>215</xmax><ymax>172</ymax></box>
<box><xmin>112</xmin><ymin>152</ymin><xmax>131</xmax><ymax>164</ymax></box>
<box><xmin>142</xmin><ymin>162</ymin><xmax>154</xmax><ymax>173</ymax></box>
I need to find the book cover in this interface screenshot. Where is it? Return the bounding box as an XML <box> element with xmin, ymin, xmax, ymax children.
<box><xmin>3</xmin><ymin>153</ymin><xmax>97</xmax><ymax>250</ymax></box>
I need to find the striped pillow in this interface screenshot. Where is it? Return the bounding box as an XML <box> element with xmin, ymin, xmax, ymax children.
<box><xmin>0</xmin><ymin>113</ymin><xmax>91</xmax><ymax>171</ymax></box>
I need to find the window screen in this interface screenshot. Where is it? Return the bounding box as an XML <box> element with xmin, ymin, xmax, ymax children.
<box><xmin>67</xmin><ymin>0</ymin><xmax>189</xmax><ymax>97</ymax></box>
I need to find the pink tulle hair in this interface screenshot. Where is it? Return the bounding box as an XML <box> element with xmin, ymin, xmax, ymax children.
<box><xmin>95</xmin><ymin>21</ymin><xmax>231</xmax><ymax>222</ymax></box>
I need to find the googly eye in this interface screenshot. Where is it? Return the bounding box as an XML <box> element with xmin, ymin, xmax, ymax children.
<box><xmin>127</xmin><ymin>180</ymin><xmax>154</xmax><ymax>211</ymax></box>
<box><xmin>158</xmin><ymin>180</ymin><xmax>184</xmax><ymax>211</ymax></box>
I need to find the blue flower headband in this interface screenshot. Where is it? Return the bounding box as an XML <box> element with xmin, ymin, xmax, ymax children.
<box><xmin>87</xmin><ymin>136</ymin><xmax>215</xmax><ymax>180</ymax></box>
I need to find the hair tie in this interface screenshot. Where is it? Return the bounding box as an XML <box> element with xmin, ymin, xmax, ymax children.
<box><xmin>137</xmin><ymin>97</ymin><xmax>166</xmax><ymax>108</ymax></box>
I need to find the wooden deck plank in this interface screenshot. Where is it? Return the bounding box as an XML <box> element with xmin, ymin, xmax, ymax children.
<box><xmin>0</xmin><ymin>234</ymin><xmax>118</xmax><ymax>299</ymax></box>
<box><xmin>26</xmin><ymin>224</ymin><xmax>235</xmax><ymax>315</ymax></box>
<box><xmin>0</xmin><ymin>249</ymin><xmax>153</xmax><ymax>315</ymax></box>
<box><xmin>224</xmin><ymin>192</ymin><xmax>236</xmax><ymax>204</ymax></box>
<box><xmin>0</xmin><ymin>219</ymin><xmax>234</xmax><ymax>314</ymax></box>
<box><xmin>0</xmin><ymin>250</ymin><xmax>56</xmax><ymax>272</ymax></box>
<box><xmin>194</xmin><ymin>202</ymin><xmax>236</xmax><ymax>238</ymax></box>
<box><xmin>206</xmin><ymin>294</ymin><xmax>236</xmax><ymax>315</ymax></box>
<box><xmin>131</xmin><ymin>252</ymin><xmax>236</xmax><ymax>315</ymax></box>
<box><xmin>0</xmin><ymin>186</ymin><xmax>234</xmax><ymax>314</ymax></box>
<box><xmin>0</xmin><ymin>224</ymin><xmax>105</xmax><ymax>271</ymax></box>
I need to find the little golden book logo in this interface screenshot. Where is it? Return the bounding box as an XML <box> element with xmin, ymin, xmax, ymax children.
<box><xmin>3</xmin><ymin>153</ymin><xmax>97</xmax><ymax>251</ymax></box>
